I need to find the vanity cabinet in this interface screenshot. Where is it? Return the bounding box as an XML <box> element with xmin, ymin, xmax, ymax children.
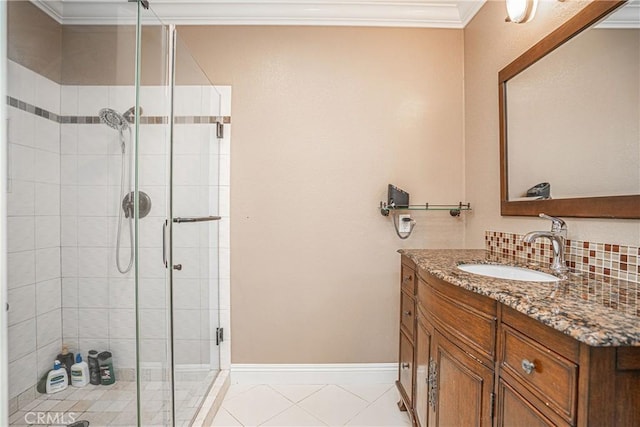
<box><xmin>497</xmin><ymin>305</ymin><xmax>640</xmax><ymax>427</ymax></box>
<box><xmin>398</xmin><ymin>257</ymin><xmax>497</xmax><ymax>427</ymax></box>
<box><xmin>428</xmin><ymin>327</ymin><xmax>495</xmax><ymax>427</ymax></box>
<box><xmin>497</xmin><ymin>305</ymin><xmax>579</xmax><ymax>427</ymax></box>
<box><xmin>397</xmin><ymin>255</ymin><xmax>640</xmax><ymax>427</ymax></box>
<box><xmin>396</xmin><ymin>258</ymin><xmax>417</xmax><ymax>420</ymax></box>
<box><xmin>414</xmin><ymin>312</ymin><xmax>432</xmax><ymax>427</ymax></box>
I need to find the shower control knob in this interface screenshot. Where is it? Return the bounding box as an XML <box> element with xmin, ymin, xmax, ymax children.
<box><xmin>173</xmin><ymin>264</ymin><xmax>183</xmax><ymax>271</ymax></box>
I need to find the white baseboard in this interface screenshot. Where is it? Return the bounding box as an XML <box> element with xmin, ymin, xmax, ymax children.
<box><xmin>230</xmin><ymin>363</ymin><xmax>397</xmax><ymax>385</ymax></box>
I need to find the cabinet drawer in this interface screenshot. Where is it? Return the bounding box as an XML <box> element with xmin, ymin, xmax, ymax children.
<box><xmin>497</xmin><ymin>378</ymin><xmax>570</xmax><ymax>427</ymax></box>
<box><xmin>401</xmin><ymin>264</ymin><xmax>416</xmax><ymax>296</ymax></box>
<box><xmin>400</xmin><ymin>291</ymin><xmax>415</xmax><ymax>340</ymax></box>
<box><xmin>398</xmin><ymin>331</ymin><xmax>414</xmax><ymax>407</ymax></box>
<box><xmin>419</xmin><ymin>274</ymin><xmax>496</xmax><ymax>361</ymax></box>
<box><xmin>500</xmin><ymin>324</ymin><xmax>578</xmax><ymax>424</ymax></box>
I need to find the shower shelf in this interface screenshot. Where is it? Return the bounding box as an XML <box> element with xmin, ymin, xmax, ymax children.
<box><xmin>379</xmin><ymin>201</ymin><xmax>471</xmax><ymax>217</ymax></box>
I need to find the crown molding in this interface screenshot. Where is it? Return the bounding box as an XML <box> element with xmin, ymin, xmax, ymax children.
<box><xmin>596</xmin><ymin>0</ymin><xmax>640</xmax><ymax>29</ymax></box>
<box><xmin>30</xmin><ymin>0</ymin><xmax>487</xmax><ymax>28</ymax></box>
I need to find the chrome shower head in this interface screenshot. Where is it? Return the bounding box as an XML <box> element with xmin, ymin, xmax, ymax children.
<box><xmin>123</xmin><ymin>106</ymin><xmax>143</xmax><ymax>124</ymax></box>
<box><xmin>99</xmin><ymin>108</ymin><xmax>129</xmax><ymax>131</ymax></box>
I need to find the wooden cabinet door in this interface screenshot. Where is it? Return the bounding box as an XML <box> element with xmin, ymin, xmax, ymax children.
<box><xmin>398</xmin><ymin>330</ymin><xmax>414</xmax><ymax>407</ymax></box>
<box><xmin>414</xmin><ymin>316</ymin><xmax>433</xmax><ymax>427</ymax></box>
<box><xmin>429</xmin><ymin>331</ymin><xmax>494</xmax><ymax>427</ymax></box>
<box><xmin>496</xmin><ymin>378</ymin><xmax>562</xmax><ymax>427</ymax></box>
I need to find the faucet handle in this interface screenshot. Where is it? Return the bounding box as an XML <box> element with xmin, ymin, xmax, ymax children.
<box><xmin>539</xmin><ymin>213</ymin><xmax>566</xmax><ymax>233</ymax></box>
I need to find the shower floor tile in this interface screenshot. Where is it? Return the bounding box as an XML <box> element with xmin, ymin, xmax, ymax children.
<box><xmin>8</xmin><ymin>371</ymin><xmax>216</xmax><ymax>427</ymax></box>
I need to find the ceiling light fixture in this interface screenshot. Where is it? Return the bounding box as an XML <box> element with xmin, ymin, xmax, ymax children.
<box><xmin>505</xmin><ymin>0</ymin><xmax>538</xmax><ymax>23</ymax></box>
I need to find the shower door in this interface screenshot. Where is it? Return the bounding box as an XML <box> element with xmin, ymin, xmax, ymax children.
<box><xmin>168</xmin><ymin>30</ymin><xmax>223</xmax><ymax>425</ymax></box>
<box><xmin>4</xmin><ymin>1</ymin><xmax>156</xmax><ymax>426</ymax></box>
<box><xmin>136</xmin><ymin>10</ymin><xmax>223</xmax><ymax>426</ymax></box>
<box><xmin>2</xmin><ymin>0</ymin><xmax>223</xmax><ymax>424</ymax></box>
<box><xmin>135</xmin><ymin>7</ymin><xmax>174</xmax><ymax>426</ymax></box>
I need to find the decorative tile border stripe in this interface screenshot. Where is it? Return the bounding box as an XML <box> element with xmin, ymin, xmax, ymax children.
<box><xmin>141</xmin><ymin>116</ymin><xmax>169</xmax><ymax>124</ymax></box>
<box><xmin>60</xmin><ymin>115</ymin><xmax>104</xmax><ymax>124</ymax></box>
<box><xmin>6</xmin><ymin>95</ymin><xmax>231</xmax><ymax>125</ymax></box>
<box><xmin>485</xmin><ymin>231</ymin><xmax>639</xmax><ymax>284</ymax></box>
<box><xmin>7</xmin><ymin>95</ymin><xmax>60</xmax><ymax>122</ymax></box>
<box><xmin>174</xmin><ymin>115</ymin><xmax>232</xmax><ymax>124</ymax></box>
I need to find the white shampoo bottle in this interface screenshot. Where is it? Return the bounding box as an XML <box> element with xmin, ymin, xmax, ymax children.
<box><xmin>70</xmin><ymin>353</ymin><xmax>90</xmax><ymax>387</ymax></box>
<box><xmin>46</xmin><ymin>360</ymin><xmax>68</xmax><ymax>394</ymax></box>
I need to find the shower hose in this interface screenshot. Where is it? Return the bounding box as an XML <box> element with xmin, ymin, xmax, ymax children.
<box><xmin>116</xmin><ymin>127</ymin><xmax>134</xmax><ymax>274</ymax></box>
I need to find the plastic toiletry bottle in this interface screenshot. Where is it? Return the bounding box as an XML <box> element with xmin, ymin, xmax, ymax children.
<box><xmin>87</xmin><ymin>350</ymin><xmax>101</xmax><ymax>385</ymax></box>
<box><xmin>98</xmin><ymin>351</ymin><xmax>116</xmax><ymax>385</ymax></box>
<box><xmin>46</xmin><ymin>360</ymin><xmax>69</xmax><ymax>394</ymax></box>
<box><xmin>56</xmin><ymin>345</ymin><xmax>75</xmax><ymax>379</ymax></box>
<box><xmin>70</xmin><ymin>353</ymin><xmax>90</xmax><ymax>387</ymax></box>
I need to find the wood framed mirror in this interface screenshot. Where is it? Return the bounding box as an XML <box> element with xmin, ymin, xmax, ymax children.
<box><xmin>499</xmin><ymin>0</ymin><xmax>640</xmax><ymax>219</ymax></box>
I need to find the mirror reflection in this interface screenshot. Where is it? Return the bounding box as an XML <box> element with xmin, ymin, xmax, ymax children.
<box><xmin>505</xmin><ymin>5</ymin><xmax>639</xmax><ymax>201</ymax></box>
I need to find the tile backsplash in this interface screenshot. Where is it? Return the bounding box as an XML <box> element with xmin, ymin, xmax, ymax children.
<box><xmin>485</xmin><ymin>231</ymin><xmax>639</xmax><ymax>285</ymax></box>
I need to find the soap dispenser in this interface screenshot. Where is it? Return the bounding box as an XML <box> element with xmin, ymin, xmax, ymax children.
<box><xmin>56</xmin><ymin>344</ymin><xmax>74</xmax><ymax>378</ymax></box>
<box><xmin>70</xmin><ymin>353</ymin><xmax>90</xmax><ymax>387</ymax></box>
<box><xmin>46</xmin><ymin>360</ymin><xmax>69</xmax><ymax>394</ymax></box>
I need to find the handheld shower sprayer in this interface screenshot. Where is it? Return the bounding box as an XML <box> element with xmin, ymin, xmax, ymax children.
<box><xmin>97</xmin><ymin>105</ymin><xmax>145</xmax><ymax>274</ymax></box>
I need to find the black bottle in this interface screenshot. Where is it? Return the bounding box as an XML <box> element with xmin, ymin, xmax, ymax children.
<box><xmin>98</xmin><ymin>351</ymin><xmax>115</xmax><ymax>385</ymax></box>
<box><xmin>87</xmin><ymin>350</ymin><xmax>101</xmax><ymax>385</ymax></box>
<box><xmin>56</xmin><ymin>345</ymin><xmax>74</xmax><ymax>379</ymax></box>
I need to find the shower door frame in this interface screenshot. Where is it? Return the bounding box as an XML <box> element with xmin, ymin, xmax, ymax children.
<box><xmin>134</xmin><ymin>6</ymin><xmax>178</xmax><ymax>425</ymax></box>
<box><xmin>0</xmin><ymin>0</ymin><xmax>10</xmax><ymax>424</ymax></box>
<box><xmin>135</xmin><ymin>18</ymin><xmax>225</xmax><ymax>425</ymax></box>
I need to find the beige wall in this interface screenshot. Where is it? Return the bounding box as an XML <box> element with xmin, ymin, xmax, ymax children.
<box><xmin>7</xmin><ymin>0</ymin><xmax>61</xmax><ymax>83</ymax></box>
<box><xmin>62</xmin><ymin>26</ymin><xmax>199</xmax><ymax>86</ymax></box>
<box><xmin>463</xmin><ymin>0</ymin><xmax>640</xmax><ymax>248</ymax></box>
<box><xmin>7</xmin><ymin>0</ymin><xmax>202</xmax><ymax>86</ymax></box>
<box><xmin>177</xmin><ymin>26</ymin><xmax>465</xmax><ymax>363</ymax></box>
<box><xmin>61</xmin><ymin>25</ymin><xmax>137</xmax><ymax>86</ymax></box>
<box><xmin>9</xmin><ymin>0</ymin><xmax>639</xmax><ymax>366</ymax></box>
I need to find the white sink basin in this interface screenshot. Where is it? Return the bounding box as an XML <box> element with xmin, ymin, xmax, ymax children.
<box><xmin>457</xmin><ymin>264</ymin><xmax>559</xmax><ymax>282</ymax></box>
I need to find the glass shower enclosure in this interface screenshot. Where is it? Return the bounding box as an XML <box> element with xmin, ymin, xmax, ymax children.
<box><xmin>2</xmin><ymin>1</ymin><xmax>226</xmax><ymax>425</ymax></box>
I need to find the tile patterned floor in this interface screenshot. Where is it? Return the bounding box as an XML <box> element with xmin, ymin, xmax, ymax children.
<box><xmin>9</xmin><ymin>381</ymin><xmax>410</xmax><ymax>426</ymax></box>
<box><xmin>211</xmin><ymin>383</ymin><xmax>411</xmax><ymax>427</ymax></box>
<box><xmin>8</xmin><ymin>372</ymin><xmax>215</xmax><ymax>427</ymax></box>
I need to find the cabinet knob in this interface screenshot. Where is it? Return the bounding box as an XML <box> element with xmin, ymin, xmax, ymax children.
<box><xmin>401</xmin><ymin>363</ymin><xmax>410</xmax><ymax>369</ymax></box>
<box><xmin>521</xmin><ymin>359</ymin><xmax>536</xmax><ymax>375</ymax></box>
<box><xmin>403</xmin><ymin>310</ymin><xmax>412</xmax><ymax>316</ymax></box>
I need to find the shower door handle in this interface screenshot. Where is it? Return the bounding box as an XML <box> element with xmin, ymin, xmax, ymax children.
<box><xmin>162</xmin><ymin>220</ymin><xmax>168</xmax><ymax>268</ymax></box>
<box><xmin>173</xmin><ymin>216</ymin><xmax>221</xmax><ymax>223</ymax></box>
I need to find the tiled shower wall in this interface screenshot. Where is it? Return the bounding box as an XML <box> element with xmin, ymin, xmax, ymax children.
<box><xmin>6</xmin><ymin>58</ymin><xmax>231</xmax><ymax>404</ymax></box>
<box><xmin>59</xmin><ymin>84</ymin><xmax>143</xmax><ymax>376</ymax></box>
<box><xmin>485</xmin><ymin>230</ymin><xmax>640</xmax><ymax>284</ymax></box>
<box><xmin>6</xmin><ymin>60</ymin><xmax>63</xmax><ymax>402</ymax></box>
<box><xmin>60</xmin><ymin>84</ymin><xmax>226</xmax><ymax>373</ymax></box>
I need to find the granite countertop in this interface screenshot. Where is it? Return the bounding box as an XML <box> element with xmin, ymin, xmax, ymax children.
<box><xmin>399</xmin><ymin>249</ymin><xmax>640</xmax><ymax>347</ymax></box>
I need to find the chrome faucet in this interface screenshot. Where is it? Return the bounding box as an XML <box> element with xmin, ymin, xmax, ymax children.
<box><xmin>522</xmin><ymin>213</ymin><xmax>569</xmax><ymax>274</ymax></box>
